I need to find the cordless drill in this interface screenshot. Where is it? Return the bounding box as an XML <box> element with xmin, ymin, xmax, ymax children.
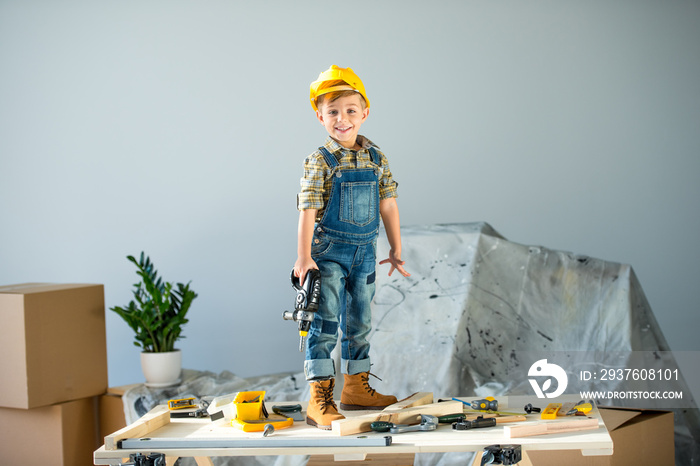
<box><xmin>282</xmin><ymin>268</ymin><xmax>321</xmax><ymax>352</ymax></box>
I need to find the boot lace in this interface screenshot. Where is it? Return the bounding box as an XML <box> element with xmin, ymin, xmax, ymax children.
<box><xmin>361</xmin><ymin>372</ymin><xmax>383</xmax><ymax>397</ymax></box>
<box><xmin>318</xmin><ymin>380</ymin><xmax>338</xmax><ymax>413</ymax></box>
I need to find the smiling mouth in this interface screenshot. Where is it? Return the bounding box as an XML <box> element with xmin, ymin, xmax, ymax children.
<box><xmin>335</xmin><ymin>126</ymin><xmax>351</xmax><ymax>132</ymax></box>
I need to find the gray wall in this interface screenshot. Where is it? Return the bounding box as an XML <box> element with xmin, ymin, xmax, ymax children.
<box><xmin>1</xmin><ymin>1</ymin><xmax>698</xmax><ymax>388</ymax></box>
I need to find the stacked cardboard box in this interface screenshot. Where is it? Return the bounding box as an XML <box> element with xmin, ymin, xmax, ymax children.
<box><xmin>0</xmin><ymin>283</ymin><xmax>108</xmax><ymax>465</ymax></box>
<box><xmin>99</xmin><ymin>384</ymin><xmax>135</xmax><ymax>439</ymax></box>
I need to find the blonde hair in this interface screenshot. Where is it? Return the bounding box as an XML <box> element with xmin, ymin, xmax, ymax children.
<box><xmin>315</xmin><ymin>80</ymin><xmax>368</xmax><ymax>110</ymax></box>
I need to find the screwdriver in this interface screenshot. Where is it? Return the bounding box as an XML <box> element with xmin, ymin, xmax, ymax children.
<box><xmin>451</xmin><ymin>397</ymin><xmax>499</xmax><ymax>411</ymax></box>
<box><xmin>463</xmin><ymin>397</ymin><xmax>498</xmax><ymax>411</ymax></box>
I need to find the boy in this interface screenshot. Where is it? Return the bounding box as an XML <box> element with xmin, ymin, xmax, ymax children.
<box><xmin>294</xmin><ymin>65</ymin><xmax>410</xmax><ymax>429</ymax></box>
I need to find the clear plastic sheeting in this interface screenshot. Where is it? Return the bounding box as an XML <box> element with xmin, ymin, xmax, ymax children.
<box><xmin>122</xmin><ymin>370</ymin><xmax>307</xmax><ymax>425</ymax></box>
<box><xmin>370</xmin><ymin>223</ymin><xmax>670</xmax><ymax>398</ymax></box>
<box><xmin>120</xmin><ymin>223</ymin><xmax>698</xmax><ymax>465</ymax></box>
<box><xmin>122</xmin><ymin>369</ymin><xmax>309</xmax><ymax>466</ymax></box>
<box><xmin>370</xmin><ymin>222</ymin><xmax>698</xmax><ymax>465</ymax></box>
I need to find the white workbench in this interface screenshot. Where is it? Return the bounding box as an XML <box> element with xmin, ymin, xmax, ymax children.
<box><xmin>94</xmin><ymin>396</ymin><xmax>613</xmax><ymax>466</ymax></box>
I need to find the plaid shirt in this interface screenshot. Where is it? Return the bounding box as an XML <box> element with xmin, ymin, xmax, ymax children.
<box><xmin>297</xmin><ymin>136</ymin><xmax>398</xmax><ymax>220</ymax></box>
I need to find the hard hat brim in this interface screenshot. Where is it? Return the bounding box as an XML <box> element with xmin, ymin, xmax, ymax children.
<box><xmin>309</xmin><ymin>66</ymin><xmax>369</xmax><ymax>111</ymax></box>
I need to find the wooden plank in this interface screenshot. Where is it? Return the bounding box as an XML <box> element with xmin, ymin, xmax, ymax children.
<box><xmin>194</xmin><ymin>457</ymin><xmax>215</xmax><ymax>466</ymax></box>
<box><xmin>494</xmin><ymin>415</ymin><xmax>527</xmax><ymax>424</ymax></box>
<box><xmin>332</xmin><ymin>400</ymin><xmax>463</xmax><ymax>436</ymax></box>
<box><xmin>504</xmin><ymin>418</ymin><xmax>599</xmax><ymax>438</ymax></box>
<box><xmin>104</xmin><ymin>405</ymin><xmax>170</xmax><ymax>450</ymax></box>
<box><xmin>381</xmin><ymin>392</ymin><xmax>433</xmax><ymax>412</ymax></box>
<box><xmin>308</xmin><ymin>453</ymin><xmax>415</xmax><ymax>465</ymax></box>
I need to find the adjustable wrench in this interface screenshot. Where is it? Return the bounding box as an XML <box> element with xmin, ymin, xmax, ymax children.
<box><xmin>370</xmin><ymin>414</ymin><xmax>438</xmax><ymax>434</ymax></box>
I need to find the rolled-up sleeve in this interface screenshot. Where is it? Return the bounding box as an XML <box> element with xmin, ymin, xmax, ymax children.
<box><xmin>378</xmin><ymin>152</ymin><xmax>398</xmax><ymax>200</ymax></box>
<box><xmin>297</xmin><ymin>153</ymin><xmax>327</xmax><ymax>211</ymax></box>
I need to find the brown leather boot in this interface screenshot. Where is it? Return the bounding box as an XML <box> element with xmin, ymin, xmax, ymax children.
<box><xmin>340</xmin><ymin>372</ymin><xmax>398</xmax><ymax>411</ymax></box>
<box><xmin>306</xmin><ymin>378</ymin><xmax>345</xmax><ymax>430</ymax></box>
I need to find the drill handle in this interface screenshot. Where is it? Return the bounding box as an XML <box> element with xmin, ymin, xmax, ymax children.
<box><xmin>290</xmin><ymin>268</ymin><xmax>321</xmax><ymax>311</ymax></box>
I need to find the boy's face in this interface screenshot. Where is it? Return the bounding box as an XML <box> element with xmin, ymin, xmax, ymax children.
<box><xmin>316</xmin><ymin>94</ymin><xmax>369</xmax><ymax>149</ymax></box>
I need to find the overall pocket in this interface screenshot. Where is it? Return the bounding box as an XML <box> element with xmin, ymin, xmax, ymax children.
<box><xmin>339</xmin><ymin>181</ymin><xmax>377</xmax><ymax>227</ymax></box>
<box><xmin>311</xmin><ymin>234</ymin><xmax>333</xmax><ymax>258</ymax></box>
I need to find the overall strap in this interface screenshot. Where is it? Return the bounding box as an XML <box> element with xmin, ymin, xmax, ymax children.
<box><xmin>320</xmin><ymin>145</ymin><xmax>380</xmax><ymax>168</ymax></box>
<box><xmin>368</xmin><ymin>147</ymin><xmax>381</xmax><ymax>165</ymax></box>
<box><xmin>318</xmin><ymin>147</ymin><xmax>339</xmax><ymax>169</ymax></box>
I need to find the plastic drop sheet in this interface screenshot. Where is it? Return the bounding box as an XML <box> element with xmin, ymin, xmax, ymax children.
<box><xmin>120</xmin><ymin>223</ymin><xmax>697</xmax><ymax>465</ymax></box>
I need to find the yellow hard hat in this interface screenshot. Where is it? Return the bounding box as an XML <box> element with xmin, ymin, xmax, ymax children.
<box><xmin>309</xmin><ymin>65</ymin><xmax>369</xmax><ymax>111</ymax></box>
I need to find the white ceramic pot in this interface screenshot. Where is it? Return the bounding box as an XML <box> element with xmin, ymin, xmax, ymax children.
<box><xmin>140</xmin><ymin>350</ymin><xmax>182</xmax><ymax>387</ymax></box>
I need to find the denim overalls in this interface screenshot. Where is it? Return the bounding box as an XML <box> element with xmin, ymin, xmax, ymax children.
<box><xmin>304</xmin><ymin>146</ymin><xmax>382</xmax><ymax>380</ymax></box>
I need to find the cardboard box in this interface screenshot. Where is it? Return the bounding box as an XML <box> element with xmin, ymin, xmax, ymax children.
<box><xmin>0</xmin><ymin>397</ymin><xmax>100</xmax><ymax>466</ymax></box>
<box><xmin>527</xmin><ymin>406</ymin><xmax>674</xmax><ymax>465</ymax></box>
<box><xmin>98</xmin><ymin>385</ymin><xmax>137</xmax><ymax>439</ymax></box>
<box><xmin>0</xmin><ymin>283</ymin><xmax>108</xmax><ymax>409</ymax></box>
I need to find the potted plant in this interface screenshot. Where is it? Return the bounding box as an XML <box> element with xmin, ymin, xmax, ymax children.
<box><xmin>111</xmin><ymin>252</ymin><xmax>197</xmax><ymax>387</ymax></box>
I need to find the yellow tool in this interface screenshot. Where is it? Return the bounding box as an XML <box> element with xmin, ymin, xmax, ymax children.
<box><xmin>168</xmin><ymin>397</ymin><xmax>196</xmax><ymax>410</ymax></box>
<box><xmin>230</xmin><ymin>390</ymin><xmax>294</xmax><ymax>432</ymax></box>
<box><xmin>452</xmin><ymin>397</ymin><xmax>522</xmax><ymax>416</ymax></box>
<box><xmin>541</xmin><ymin>403</ymin><xmax>562</xmax><ymax>419</ymax></box>
<box><xmin>566</xmin><ymin>402</ymin><xmax>593</xmax><ymax>415</ymax></box>
<box><xmin>557</xmin><ymin>401</ymin><xmax>594</xmax><ymax>416</ymax></box>
<box><xmin>471</xmin><ymin>396</ymin><xmax>498</xmax><ymax>411</ymax></box>
<box><xmin>233</xmin><ymin>391</ymin><xmax>266</xmax><ymax>420</ymax></box>
<box><xmin>232</xmin><ymin>416</ymin><xmax>293</xmax><ymax>432</ymax></box>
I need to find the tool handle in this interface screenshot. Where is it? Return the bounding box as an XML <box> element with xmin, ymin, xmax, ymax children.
<box><xmin>291</xmin><ymin>269</ymin><xmax>321</xmax><ymax>311</ymax></box>
<box><xmin>438</xmin><ymin>413</ymin><xmax>466</xmax><ymax>423</ymax></box>
<box><xmin>472</xmin><ymin>397</ymin><xmax>498</xmax><ymax>411</ymax></box>
<box><xmin>473</xmin><ymin>417</ymin><xmax>497</xmax><ymax>428</ymax></box>
<box><xmin>370</xmin><ymin>421</ymin><xmax>394</xmax><ymax>433</ymax></box>
<box><xmin>453</xmin><ymin>417</ymin><xmax>497</xmax><ymax>430</ymax></box>
<box><xmin>272</xmin><ymin>404</ymin><xmax>302</xmax><ymax>416</ymax></box>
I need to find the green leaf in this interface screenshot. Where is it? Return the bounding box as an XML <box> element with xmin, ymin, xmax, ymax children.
<box><xmin>110</xmin><ymin>252</ymin><xmax>197</xmax><ymax>352</ymax></box>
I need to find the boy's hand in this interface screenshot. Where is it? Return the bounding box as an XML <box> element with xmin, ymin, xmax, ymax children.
<box><xmin>294</xmin><ymin>256</ymin><xmax>319</xmax><ymax>285</ymax></box>
<box><xmin>379</xmin><ymin>249</ymin><xmax>410</xmax><ymax>277</ymax></box>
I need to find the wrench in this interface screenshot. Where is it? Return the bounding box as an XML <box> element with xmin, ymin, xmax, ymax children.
<box><xmin>370</xmin><ymin>414</ymin><xmax>438</xmax><ymax>434</ymax></box>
